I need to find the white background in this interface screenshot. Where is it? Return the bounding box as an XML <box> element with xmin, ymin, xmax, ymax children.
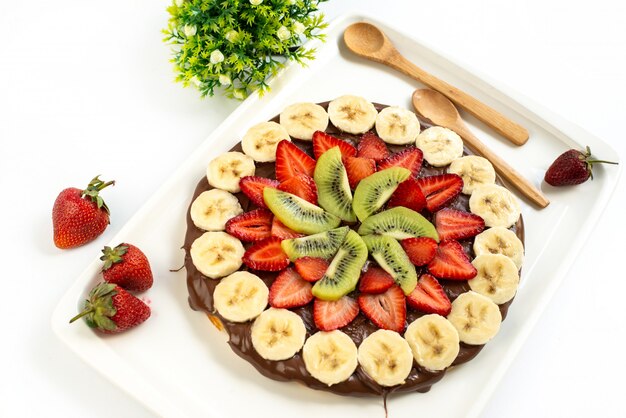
<box><xmin>1</xmin><ymin>0</ymin><xmax>624</xmax><ymax>417</ymax></box>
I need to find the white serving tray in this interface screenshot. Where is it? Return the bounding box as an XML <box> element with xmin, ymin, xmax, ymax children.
<box><xmin>51</xmin><ymin>13</ymin><xmax>621</xmax><ymax>418</ymax></box>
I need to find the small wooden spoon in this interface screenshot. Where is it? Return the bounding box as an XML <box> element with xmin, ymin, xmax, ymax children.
<box><xmin>412</xmin><ymin>89</ymin><xmax>549</xmax><ymax>208</ymax></box>
<box><xmin>343</xmin><ymin>22</ymin><xmax>529</xmax><ymax>146</ymax></box>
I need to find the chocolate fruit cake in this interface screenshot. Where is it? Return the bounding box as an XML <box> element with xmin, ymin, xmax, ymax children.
<box><xmin>183</xmin><ymin>95</ymin><xmax>525</xmax><ymax>397</ymax></box>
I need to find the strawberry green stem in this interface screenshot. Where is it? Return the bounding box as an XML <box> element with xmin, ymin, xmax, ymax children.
<box><xmin>69</xmin><ymin>307</ymin><xmax>94</xmax><ymax>324</ymax></box>
<box><xmin>587</xmin><ymin>160</ymin><xmax>618</xmax><ymax>165</ymax></box>
<box><xmin>81</xmin><ymin>175</ymin><xmax>115</xmax><ymax>214</ymax></box>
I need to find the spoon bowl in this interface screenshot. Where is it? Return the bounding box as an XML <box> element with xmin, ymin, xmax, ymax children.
<box><xmin>343</xmin><ymin>22</ymin><xmax>390</xmax><ymax>59</ymax></box>
<box><xmin>412</xmin><ymin>89</ymin><xmax>461</xmax><ymax>126</ymax></box>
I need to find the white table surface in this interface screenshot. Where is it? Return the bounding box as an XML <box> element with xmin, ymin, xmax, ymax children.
<box><xmin>1</xmin><ymin>0</ymin><xmax>624</xmax><ymax>417</ymax></box>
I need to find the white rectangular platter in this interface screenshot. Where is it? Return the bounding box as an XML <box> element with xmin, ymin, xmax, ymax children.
<box><xmin>52</xmin><ymin>13</ymin><xmax>621</xmax><ymax>418</ymax></box>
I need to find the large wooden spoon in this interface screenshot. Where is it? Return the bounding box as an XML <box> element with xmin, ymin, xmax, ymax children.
<box><xmin>412</xmin><ymin>88</ymin><xmax>549</xmax><ymax>208</ymax></box>
<box><xmin>343</xmin><ymin>22</ymin><xmax>529</xmax><ymax>146</ymax></box>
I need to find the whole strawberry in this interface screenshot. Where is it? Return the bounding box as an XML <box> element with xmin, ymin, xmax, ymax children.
<box><xmin>69</xmin><ymin>283</ymin><xmax>150</xmax><ymax>333</ymax></box>
<box><xmin>52</xmin><ymin>176</ymin><xmax>115</xmax><ymax>249</ymax></box>
<box><xmin>545</xmin><ymin>146</ymin><xmax>617</xmax><ymax>186</ymax></box>
<box><xmin>101</xmin><ymin>243</ymin><xmax>153</xmax><ymax>292</ymax></box>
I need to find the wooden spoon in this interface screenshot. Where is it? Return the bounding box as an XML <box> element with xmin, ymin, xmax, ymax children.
<box><xmin>343</xmin><ymin>22</ymin><xmax>529</xmax><ymax>146</ymax></box>
<box><xmin>412</xmin><ymin>88</ymin><xmax>549</xmax><ymax>208</ymax></box>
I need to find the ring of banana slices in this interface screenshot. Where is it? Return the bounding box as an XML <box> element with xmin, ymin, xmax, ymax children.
<box><xmin>184</xmin><ymin>95</ymin><xmax>526</xmax><ymax>396</ymax></box>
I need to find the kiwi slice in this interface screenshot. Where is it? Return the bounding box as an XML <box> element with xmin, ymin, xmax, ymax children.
<box><xmin>314</xmin><ymin>147</ymin><xmax>357</xmax><ymax>222</ymax></box>
<box><xmin>361</xmin><ymin>234</ymin><xmax>417</xmax><ymax>295</ymax></box>
<box><xmin>312</xmin><ymin>230</ymin><xmax>368</xmax><ymax>301</ymax></box>
<box><xmin>281</xmin><ymin>226</ymin><xmax>350</xmax><ymax>261</ymax></box>
<box><xmin>358</xmin><ymin>207</ymin><xmax>439</xmax><ymax>241</ymax></box>
<box><xmin>263</xmin><ymin>188</ymin><xmax>341</xmax><ymax>235</ymax></box>
<box><xmin>352</xmin><ymin>167</ymin><xmax>411</xmax><ymax>221</ymax></box>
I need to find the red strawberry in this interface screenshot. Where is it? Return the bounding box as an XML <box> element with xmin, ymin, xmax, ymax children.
<box><xmin>358</xmin><ymin>285</ymin><xmax>406</xmax><ymax>332</ymax></box>
<box><xmin>69</xmin><ymin>283</ymin><xmax>150</xmax><ymax>333</ymax></box>
<box><xmin>416</xmin><ymin>173</ymin><xmax>463</xmax><ymax>212</ymax></box>
<box><xmin>401</xmin><ymin>237</ymin><xmax>438</xmax><ymax>266</ymax></box>
<box><xmin>358</xmin><ymin>266</ymin><xmax>395</xmax><ymax>294</ymax></box>
<box><xmin>357</xmin><ymin>132</ymin><xmax>389</xmax><ymax>162</ymax></box>
<box><xmin>312</xmin><ymin>131</ymin><xmax>357</xmax><ymax>159</ymax></box>
<box><xmin>387</xmin><ymin>177</ymin><xmax>427</xmax><ymax>212</ymax></box>
<box><xmin>294</xmin><ymin>257</ymin><xmax>329</xmax><ymax>282</ymax></box>
<box><xmin>544</xmin><ymin>146</ymin><xmax>618</xmax><ymax>186</ymax></box>
<box><xmin>269</xmin><ymin>268</ymin><xmax>313</xmax><ymax>308</ymax></box>
<box><xmin>313</xmin><ymin>296</ymin><xmax>359</xmax><ymax>331</ymax></box>
<box><xmin>270</xmin><ymin>218</ymin><xmax>304</xmax><ymax>240</ymax></box>
<box><xmin>52</xmin><ymin>176</ymin><xmax>115</xmax><ymax>249</ymax></box>
<box><xmin>275</xmin><ymin>140</ymin><xmax>316</xmax><ymax>183</ymax></box>
<box><xmin>406</xmin><ymin>273</ymin><xmax>451</xmax><ymax>316</ymax></box>
<box><xmin>377</xmin><ymin>147</ymin><xmax>423</xmax><ymax>176</ymax></box>
<box><xmin>278</xmin><ymin>173</ymin><xmax>318</xmax><ymax>204</ymax></box>
<box><xmin>434</xmin><ymin>208</ymin><xmax>485</xmax><ymax>241</ymax></box>
<box><xmin>239</xmin><ymin>176</ymin><xmax>279</xmax><ymax>208</ymax></box>
<box><xmin>100</xmin><ymin>243</ymin><xmax>153</xmax><ymax>292</ymax></box>
<box><xmin>428</xmin><ymin>240</ymin><xmax>477</xmax><ymax>280</ymax></box>
<box><xmin>242</xmin><ymin>237</ymin><xmax>289</xmax><ymax>271</ymax></box>
<box><xmin>344</xmin><ymin>156</ymin><xmax>376</xmax><ymax>188</ymax></box>
<box><xmin>225</xmin><ymin>208</ymin><xmax>273</xmax><ymax>242</ymax></box>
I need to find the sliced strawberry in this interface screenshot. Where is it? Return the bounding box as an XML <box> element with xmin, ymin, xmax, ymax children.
<box><xmin>225</xmin><ymin>208</ymin><xmax>273</xmax><ymax>242</ymax></box>
<box><xmin>358</xmin><ymin>285</ymin><xmax>406</xmax><ymax>333</ymax></box>
<box><xmin>406</xmin><ymin>273</ymin><xmax>451</xmax><ymax>316</ymax></box>
<box><xmin>358</xmin><ymin>266</ymin><xmax>395</xmax><ymax>294</ymax></box>
<box><xmin>294</xmin><ymin>257</ymin><xmax>329</xmax><ymax>283</ymax></box>
<box><xmin>428</xmin><ymin>240</ymin><xmax>477</xmax><ymax>280</ymax></box>
<box><xmin>401</xmin><ymin>237</ymin><xmax>438</xmax><ymax>266</ymax></box>
<box><xmin>387</xmin><ymin>177</ymin><xmax>427</xmax><ymax>212</ymax></box>
<box><xmin>357</xmin><ymin>132</ymin><xmax>389</xmax><ymax>162</ymax></box>
<box><xmin>434</xmin><ymin>208</ymin><xmax>485</xmax><ymax>241</ymax></box>
<box><xmin>271</xmin><ymin>218</ymin><xmax>304</xmax><ymax>240</ymax></box>
<box><xmin>344</xmin><ymin>156</ymin><xmax>376</xmax><ymax>189</ymax></box>
<box><xmin>275</xmin><ymin>140</ymin><xmax>316</xmax><ymax>183</ymax></box>
<box><xmin>313</xmin><ymin>296</ymin><xmax>359</xmax><ymax>331</ymax></box>
<box><xmin>269</xmin><ymin>268</ymin><xmax>313</xmax><ymax>309</ymax></box>
<box><xmin>239</xmin><ymin>176</ymin><xmax>279</xmax><ymax>208</ymax></box>
<box><xmin>377</xmin><ymin>146</ymin><xmax>423</xmax><ymax>176</ymax></box>
<box><xmin>312</xmin><ymin>131</ymin><xmax>357</xmax><ymax>159</ymax></box>
<box><xmin>416</xmin><ymin>173</ymin><xmax>463</xmax><ymax>212</ymax></box>
<box><xmin>278</xmin><ymin>173</ymin><xmax>318</xmax><ymax>204</ymax></box>
<box><xmin>242</xmin><ymin>237</ymin><xmax>290</xmax><ymax>271</ymax></box>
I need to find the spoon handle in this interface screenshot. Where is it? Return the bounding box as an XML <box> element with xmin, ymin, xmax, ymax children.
<box><xmin>386</xmin><ymin>53</ymin><xmax>529</xmax><ymax>146</ymax></box>
<box><xmin>453</xmin><ymin>123</ymin><xmax>550</xmax><ymax>208</ymax></box>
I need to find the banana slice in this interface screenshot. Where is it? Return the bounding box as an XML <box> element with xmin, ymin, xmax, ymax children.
<box><xmin>357</xmin><ymin>329</ymin><xmax>413</xmax><ymax>387</ymax></box>
<box><xmin>241</xmin><ymin>121</ymin><xmax>291</xmax><ymax>162</ymax></box>
<box><xmin>415</xmin><ymin>126</ymin><xmax>464</xmax><ymax>167</ymax></box>
<box><xmin>468</xmin><ymin>254</ymin><xmax>520</xmax><ymax>304</ymax></box>
<box><xmin>279</xmin><ymin>102</ymin><xmax>329</xmax><ymax>140</ymax></box>
<box><xmin>469</xmin><ymin>184</ymin><xmax>521</xmax><ymax>228</ymax></box>
<box><xmin>190</xmin><ymin>231</ymin><xmax>245</xmax><ymax>279</ymax></box>
<box><xmin>303</xmin><ymin>330</ymin><xmax>358</xmax><ymax>386</ymax></box>
<box><xmin>473</xmin><ymin>226</ymin><xmax>524</xmax><ymax>269</ymax></box>
<box><xmin>447</xmin><ymin>291</ymin><xmax>501</xmax><ymax>345</ymax></box>
<box><xmin>251</xmin><ymin>308</ymin><xmax>306</xmax><ymax>361</ymax></box>
<box><xmin>190</xmin><ymin>189</ymin><xmax>243</xmax><ymax>231</ymax></box>
<box><xmin>207</xmin><ymin>151</ymin><xmax>255</xmax><ymax>193</ymax></box>
<box><xmin>375</xmin><ymin>106</ymin><xmax>420</xmax><ymax>145</ymax></box>
<box><xmin>327</xmin><ymin>95</ymin><xmax>378</xmax><ymax>134</ymax></box>
<box><xmin>404</xmin><ymin>314</ymin><xmax>460</xmax><ymax>371</ymax></box>
<box><xmin>213</xmin><ymin>271</ymin><xmax>269</xmax><ymax>322</ymax></box>
<box><xmin>448</xmin><ymin>155</ymin><xmax>496</xmax><ymax>195</ymax></box>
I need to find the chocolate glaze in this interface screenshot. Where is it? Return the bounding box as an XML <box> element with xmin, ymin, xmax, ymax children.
<box><xmin>183</xmin><ymin>102</ymin><xmax>525</xmax><ymax>397</ymax></box>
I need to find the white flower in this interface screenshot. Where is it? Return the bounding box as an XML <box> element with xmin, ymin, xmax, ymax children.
<box><xmin>218</xmin><ymin>74</ymin><xmax>232</xmax><ymax>86</ymax></box>
<box><xmin>293</xmin><ymin>21</ymin><xmax>305</xmax><ymax>35</ymax></box>
<box><xmin>249</xmin><ymin>0</ymin><xmax>262</xmax><ymax>5</ymax></box>
<box><xmin>183</xmin><ymin>24</ymin><xmax>197</xmax><ymax>37</ymax></box>
<box><xmin>190</xmin><ymin>76</ymin><xmax>202</xmax><ymax>87</ymax></box>
<box><xmin>175</xmin><ymin>0</ymin><xmax>184</xmax><ymax>7</ymax></box>
<box><xmin>225</xmin><ymin>30</ymin><xmax>238</xmax><ymax>42</ymax></box>
<box><xmin>234</xmin><ymin>89</ymin><xmax>245</xmax><ymax>100</ymax></box>
<box><xmin>277</xmin><ymin>26</ymin><xmax>291</xmax><ymax>41</ymax></box>
<box><xmin>210</xmin><ymin>49</ymin><xmax>225</xmax><ymax>64</ymax></box>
